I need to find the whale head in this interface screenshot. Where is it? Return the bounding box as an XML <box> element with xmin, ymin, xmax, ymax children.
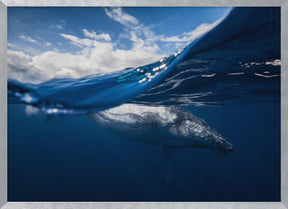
<box><xmin>167</xmin><ymin>106</ymin><xmax>233</xmax><ymax>155</ymax></box>
<box><xmin>205</xmin><ymin>132</ymin><xmax>234</xmax><ymax>155</ymax></box>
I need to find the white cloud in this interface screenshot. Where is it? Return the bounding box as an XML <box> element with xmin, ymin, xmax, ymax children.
<box><xmin>104</xmin><ymin>7</ymin><xmax>219</xmax><ymax>51</ymax></box>
<box><xmin>105</xmin><ymin>8</ymin><xmax>155</xmax><ymax>39</ymax></box>
<box><xmin>60</xmin><ymin>33</ymin><xmax>94</xmax><ymax>47</ymax></box>
<box><xmin>18</xmin><ymin>35</ymin><xmax>52</xmax><ymax>48</ymax></box>
<box><xmin>105</xmin><ymin>8</ymin><xmax>160</xmax><ymax>55</ymax></box>
<box><xmin>23</xmin><ymin>47</ymin><xmax>42</xmax><ymax>56</ymax></box>
<box><xmin>105</xmin><ymin>8</ymin><xmax>139</xmax><ymax>27</ymax></box>
<box><xmin>104</xmin><ymin>7</ymin><xmax>220</xmax><ymax>43</ymax></box>
<box><xmin>7</xmin><ymin>50</ymin><xmax>30</xmax><ymax>68</ymax></box>
<box><xmin>56</xmin><ymin>24</ymin><xmax>63</xmax><ymax>29</ymax></box>
<box><xmin>19</xmin><ymin>34</ymin><xmax>38</xmax><ymax>43</ymax></box>
<box><xmin>8</xmin><ymin>43</ymin><xmax>16</xmax><ymax>48</ymax></box>
<box><xmin>157</xmin><ymin>21</ymin><xmax>221</xmax><ymax>43</ymax></box>
<box><xmin>82</xmin><ymin>29</ymin><xmax>111</xmax><ymax>41</ymax></box>
<box><xmin>7</xmin><ymin>50</ymin><xmax>49</xmax><ymax>83</ymax></box>
<box><xmin>51</xmin><ymin>24</ymin><xmax>63</xmax><ymax>30</ymax></box>
<box><xmin>7</xmin><ymin>33</ymin><xmax>164</xmax><ymax>84</ymax></box>
<box><xmin>8</xmin><ymin>8</ymin><xmax>224</xmax><ymax>84</ymax></box>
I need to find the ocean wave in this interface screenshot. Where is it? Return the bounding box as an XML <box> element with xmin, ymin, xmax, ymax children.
<box><xmin>8</xmin><ymin>7</ymin><xmax>280</xmax><ymax>115</ymax></box>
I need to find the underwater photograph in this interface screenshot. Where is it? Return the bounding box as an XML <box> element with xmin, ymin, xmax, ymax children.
<box><xmin>7</xmin><ymin>7</ymin><xmax>280</xmax><ymax>201</ymax></box>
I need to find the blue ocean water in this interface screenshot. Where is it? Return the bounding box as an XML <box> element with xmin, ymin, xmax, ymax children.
<box><xmin>8</xmin><ymin>7</ymin><xmax>281</xmax><ymax>201</ymax></box>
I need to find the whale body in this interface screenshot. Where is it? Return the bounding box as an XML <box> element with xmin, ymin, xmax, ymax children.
<box><xmin>89</xmin><ymin>104</ymin><xmax>233</xmax><ymax>155</ymax></box>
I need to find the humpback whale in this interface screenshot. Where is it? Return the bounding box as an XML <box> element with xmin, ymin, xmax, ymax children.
<box><xmin>88</xmin><ymin>104</ymin><xmax>233</xmax><ymax>155</ymax></box>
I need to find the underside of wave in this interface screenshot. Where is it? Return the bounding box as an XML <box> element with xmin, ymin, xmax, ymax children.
<box><xmin>135</xmin><ymin>7</ymin><xmax>280</xmax><ymax>106</ymax></box>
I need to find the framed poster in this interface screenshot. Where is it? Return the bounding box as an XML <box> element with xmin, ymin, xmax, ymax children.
<box><xmin>0</xmin><ymin>0</ymin><xmax>287</xmax><ymax>209</ymax></box>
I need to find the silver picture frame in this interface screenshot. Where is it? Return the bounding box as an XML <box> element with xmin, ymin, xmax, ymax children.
<box><xmin>0</xmin><ymin>0</ymin><xmax>287</xmax><ymax>208</ymax></box>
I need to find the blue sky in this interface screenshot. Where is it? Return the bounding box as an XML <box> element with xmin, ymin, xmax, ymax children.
<box><xmin>7</xmin><ymin>7</ymin><xmax>230</xmax><ymax>83</ymax></box>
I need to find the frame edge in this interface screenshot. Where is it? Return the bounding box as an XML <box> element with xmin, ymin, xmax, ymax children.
<box><xmin>0</xmin><ymin>0</ymin><xmax>6</xmax><ymax>6</ymax></box>
<box><xmin>1</xmin><ymin>1</ymin><xmax>287</xmax><ymax>209</ymax></box>
<box><xmin>281</xmin><ymin>0</ymin><xmax>288</xmax><ymax>208</ymax></box>
<box><xmin>1</xmin><ymin>202</ymin><xmax>288</xmax><ymax>209</ymax></box>
<box><xmin>1</xmin><ymin>0</ymin><xmax>287</xmax><ymax>7</ymax></box>
<box><xmin>0</xmin><ymin>0</ymin><xmax>7</xmax><ymax>208</ymax></box>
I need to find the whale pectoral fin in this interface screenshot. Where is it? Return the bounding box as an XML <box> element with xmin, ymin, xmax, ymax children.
<box><xmin>162</xmin><ymin>146</ymin><xmax>177</xmax><ymax>183</ymax></box>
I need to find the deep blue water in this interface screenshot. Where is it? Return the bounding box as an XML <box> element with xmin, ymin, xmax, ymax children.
<box><xmin>8</xmin><ymin>101</ymin><xmax>280</xmax><ymax>201</ymax></box>
<box><xmin>8</xmin><ymin>7</ymin><xmax>281</xmax><ymax>201</ymax></box>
